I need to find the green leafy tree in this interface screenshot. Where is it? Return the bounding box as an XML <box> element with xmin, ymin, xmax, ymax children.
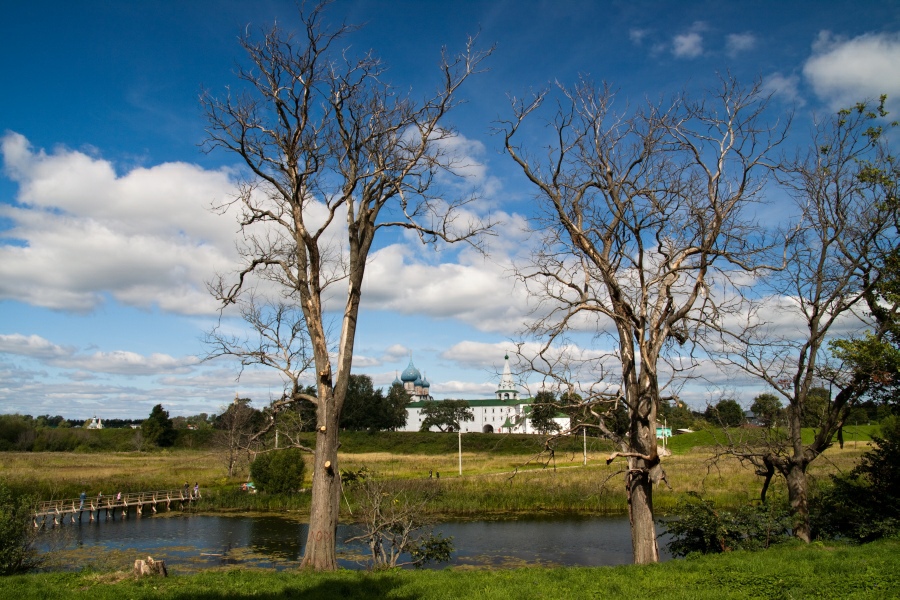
<box><xmin>384</xmin><ymin>383</ymin><xmax>412</xmax><ymax>431</ymax></box>
<box><xmin>830</xmin><ymin>249</ymin><xmax>900</xmax><ymax>406</ymax></box>
<box><xmin>529</xmin><ymin>391</ymin><xmax>562</xmax><ymax>434</ymax></box>
<box><xmin>0</xmin><ymin>481</ymin><xmax>42</xmax><ymax>575</ymax></box>
<box><xmin>340</xmin><ymin>375</ymin><xmax>410</xmax><ymax>431</ymax></box>
<box><xmin>705</xmin><ymin>399</ymin><xmax>744</xmax><ymax>427</ymax></box>
<box><xmin>659</xmin><ymin>400</ymin><xmax>699</xmax><ymax>430</ymax></box>
<box><xmin>250</xmin><ymin>448</ymin><xmax>307</xmax><ymax>494</ymax></box>
<box><xmin>800</xmin><ymin>387</ymin><xmax>830</xmax><ymax>428</ymax></box>
<box><xmin>141</xmin><ymin>404</ymin><xmax>176</xmax><ymax>448</ymax></box>
<box><xmin>419</xmin><ymin>400</ymin><xmax>474</xmax><ymax>432</ymax></box>
<box><xmin>750</xmin><ymin>393</ymin><xmax>784</xmax><ymax>428</ymax></box>
<box><xmin>560</xmin><ymin>391</ymin><xmax>631</xmax><ymax>437</ymax></box>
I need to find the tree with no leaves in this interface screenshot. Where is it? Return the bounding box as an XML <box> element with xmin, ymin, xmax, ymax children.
<box><xmin>204</xmin><ymin>294</ymin><xmax>319</xmax><ymax>474</ymax></box>
<box><xmin>201</xmin><ymin>3</ymin><xmax>492</xmax><ymax>570</ymax></box>
<box><xmin>502</xmin><ymin>79</ymin><xmax>783</xmax><ymax>563</ymax></box>
<box><xmin>714</xmin><ymin>98</ymin><xmax>897</xmax><ymax>542</ymax></box>
<box><xmin>213</xmin><ymin>396</ymin><xmax>264</xmax><ymax>477</ymax></box>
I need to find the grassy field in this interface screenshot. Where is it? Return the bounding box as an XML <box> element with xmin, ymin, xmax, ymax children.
<box><xmin>2</xmin><ymin>428</ymin><xmax>872</xmax><ymax>518</ymax></box>
<box><xmin>2</xmin><ymin>538</ymin><xmax>897</xmax><ymax>599</ymax></box>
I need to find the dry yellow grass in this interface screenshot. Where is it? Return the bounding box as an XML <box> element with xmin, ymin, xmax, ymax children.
<box><xmin>1</xmin><ymin>443</ymin><xmax>865</xmax><ymax>516</ymax></box>
<box><xmin>1</xmin><ymin>451</ymin><xmax>227</xmax><ymax>499</ymax></box>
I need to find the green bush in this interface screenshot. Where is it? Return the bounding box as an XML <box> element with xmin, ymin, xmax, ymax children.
<box><xmin>0</xmin><ymin>481</ymin><xmax>42</xmax><ymax>575</ymax></box>
<box><xmin>814</xmin><ymin>417</ymin><xmax>900</xmax><ymax>542</ymax></box>
<box><xmin>250</xmin><ymin>448</ymin><xmax>307</xmax><ymax>494</ymax></box>
<box><xmin>661</xmin><ymin>492</ymin><xmax>791</xmax><ymax>557</ymax></box>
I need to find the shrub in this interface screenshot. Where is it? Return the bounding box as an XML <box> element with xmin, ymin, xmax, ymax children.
<box><xmin>0</xmin><ymin>480</ymin><xmax>42</xmax><ymax>575</ymax></box>
<box><xmin>814</xmin><ymin>417</ymin><xmax>900</xmax><ymax>542</ymax></box>
<box><xmin>661</xmin><ymin>492</ymin><xmax>791</xmax><ymax>557</ymax></box>
<box><xmin>345</xmin><ymin>476</ymin><xmax>453</xmax><ymax>569</ymax></box>
<box><xmin>250</xmin><ymin>448</ymin><xmax>307</xmax><ymax>494</ymax></box>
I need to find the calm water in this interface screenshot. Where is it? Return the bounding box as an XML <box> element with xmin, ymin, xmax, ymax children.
<box><xmin>41</xmin><ymin>514</ymin><xmax>672</xmax><ymax>572</ymax></box>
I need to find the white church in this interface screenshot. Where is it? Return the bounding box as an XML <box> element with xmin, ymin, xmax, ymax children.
<box><xmin>396</xmin><ymin>354</ymin><xmax>571</xmax><ymax>434</ymax></box>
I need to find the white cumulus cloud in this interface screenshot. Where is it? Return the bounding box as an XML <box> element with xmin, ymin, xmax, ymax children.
<box><xmin>803</xmin><ymin>31</ymin><xmax>900</xmax><ymax>110</ymax></box>
<box><xmin>0</xmin><ymin>132</ymin><xmax>238</xmax><ymax>314</ymax></box>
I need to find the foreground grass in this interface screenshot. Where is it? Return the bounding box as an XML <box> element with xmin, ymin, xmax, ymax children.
<box><xmin>3</xmin><ymin>538</ymin><xmax>897</xmax><ymax>599</ymax></box>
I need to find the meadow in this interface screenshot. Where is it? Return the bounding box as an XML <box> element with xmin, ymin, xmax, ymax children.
<box><xmin>2</xmin><ymin>427</ymin><xmax>874</xmax><ymax>518</ymax></box>
<box><xmin>2</xmin><ymin>427</ymin><xmax>889</xmax><ymax>597</ymax></box>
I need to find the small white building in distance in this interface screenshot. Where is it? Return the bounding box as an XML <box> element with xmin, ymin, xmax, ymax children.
<box><xmin>400</xmin><ymin>354</ymin><xmax>571</xmax><ymax>434</ymax></box>
<box><xmin>84</xmin><ymin>416</ymin><xmax>103</xmax><ymax>429</ymax></box>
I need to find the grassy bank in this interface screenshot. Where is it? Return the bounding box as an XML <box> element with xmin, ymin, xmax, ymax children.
<box><xmin>3</xmin><ymin>538</ymin><xmax>897</xmax><ymax>599</ymax></box>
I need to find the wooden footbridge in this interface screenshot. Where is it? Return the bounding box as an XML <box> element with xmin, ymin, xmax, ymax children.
<box><xmin>33</xmin><ymin>488</ymin><xmax>201</xmax><ymax>528</ymax></box>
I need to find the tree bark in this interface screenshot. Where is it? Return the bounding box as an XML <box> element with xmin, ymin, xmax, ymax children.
<box><xmin>627</xmin><ymin>460</ymin><xmax>659</xmax><ymax>564</ymax></box>
<box><xmin>626</xmin><ymin>415</ymin><xmax>660</xmax><ymax>564</ymax></box>
<box><xmin>300</xmin><ymin>411</ymin><xmax>341</xmax><ymax>570</ymax></box>
<box><xmin>783</xmin><ymin>459</ymin><xmax>811</xmax><ymax>543</ymax></box>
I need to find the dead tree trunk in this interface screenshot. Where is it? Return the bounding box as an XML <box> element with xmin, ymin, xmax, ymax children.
<box><xmin>300</xmin><ymin>411</ymin><xmax>341</xmax><ymax>570</ymax></box>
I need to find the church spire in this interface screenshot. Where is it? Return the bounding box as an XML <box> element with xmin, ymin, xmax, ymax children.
<box><xmin>496</xmin><ymin>353</ymin><xmax>519</xmax><ymax>401</ymax></box>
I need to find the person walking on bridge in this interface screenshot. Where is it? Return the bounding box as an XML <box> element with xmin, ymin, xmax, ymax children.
<box><xmin>79</xmin><ymin>491</ymin><xmax>86</xmax><ymax>510</ymax></box>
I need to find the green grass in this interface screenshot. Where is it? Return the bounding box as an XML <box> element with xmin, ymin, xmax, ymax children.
<box><xmin>2</xmin><ymin>433</ymin><xmax>868</xmax><ymax>518</ymax></box>
<box><xmin>664</xmin><ymin>425</ymin><xmax>879</xmax><ymax>455</ymax></box>
<box><xmin>308</xmin><ymin>430</ymin><xmax>617</xmax><ymax>456</ymax></box>
<box><xmin>3</xmin><ymin>538</ymin><xmax>897</xmax><ymax>599</ymax></box>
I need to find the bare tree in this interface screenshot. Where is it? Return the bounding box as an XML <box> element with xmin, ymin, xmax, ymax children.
<box><xmin>502</xmin><ymin>78</ymin><xmax>783</xmax><ymax>563</ymax></box>
<box><xmin>213</xmin><ymin>396</ymin><xmax>264</xmax><ymax>477</ymax></box>
<box><xmin>345</xmin><ymin>476</ymin><xmax>452</xmax><ymax>569</ymax></box>
<box><xmin>204</xmin><ymin>294</ymin><xmax>316</xmax><ymax>473</ymax></box>
<box><xmin>712</xmin><ymin>98</ymin><xmax>898</xmax><ymax>542</ymax></box>
<box><xmin>201</xmin><ymin>3</ymin><xmax>492</xmax><ymax>570</ymax></box>
<box><xmin>205</xmin><ymin>294</ymin><xmax>316</xmax><ymax>407</ymax></box>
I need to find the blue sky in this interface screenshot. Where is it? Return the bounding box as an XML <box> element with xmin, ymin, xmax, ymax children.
<box><xmin>2</xmin><ymin>0</ymin><xmax>899</xmax><ymax>420</ymax></box>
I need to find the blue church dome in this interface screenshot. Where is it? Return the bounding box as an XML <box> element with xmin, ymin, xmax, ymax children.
<box><xmin>400</xmin><ymin>358</ymin><xmax>420</xmax><ymax>383</ymax></box>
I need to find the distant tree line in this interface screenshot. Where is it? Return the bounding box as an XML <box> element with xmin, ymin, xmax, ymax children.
<box><xmin>3</xmin><ymin>383</ymin><xmax>891</xmax><ymax>454</ymax></box>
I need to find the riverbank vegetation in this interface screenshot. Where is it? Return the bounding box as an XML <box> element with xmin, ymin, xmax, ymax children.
<box><xmin>0</xmin><ymin>538</ymin><xmax>896</xmax><ymax>599</ymax></box>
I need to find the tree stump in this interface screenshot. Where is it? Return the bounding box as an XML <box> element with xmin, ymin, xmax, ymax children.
<box><xmin>134</xmin><ymin>556</ymin><xmax>168</xmax><ymax>577</ymax></box>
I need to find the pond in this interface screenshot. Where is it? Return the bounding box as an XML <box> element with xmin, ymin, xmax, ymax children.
<box><xmin>40</xmin><ymin>514</ymin><xmax>672</xmax><ymax>573</ymax></box>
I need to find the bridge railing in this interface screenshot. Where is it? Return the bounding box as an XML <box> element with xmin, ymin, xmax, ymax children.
<box><xmin>34</xmin><ymin>488</ymin><xmax>199</xmax><ymax>516</ymax></box>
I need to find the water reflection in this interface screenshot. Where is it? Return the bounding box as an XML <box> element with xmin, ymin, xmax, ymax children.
<box><xmin>42</xmin><ymin>514</ymin><xmax>670</xmax><ymax>573</ymax></box>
